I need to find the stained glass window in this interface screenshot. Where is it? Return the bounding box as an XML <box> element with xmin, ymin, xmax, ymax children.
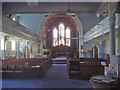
<box><xmin>66</xmin><ymin>27</ymin><xmax>70</xmax><ymax>38</ymax></box>
<box><xmin>53</xmin><ymin>23</ymin><xmax>71</xmax><ymax>46</ymax></box>
<box><xmin>59</xmin><ymin>29</ymin><xmax>64</xmax><ymax>37</ymax></box>
<box><xmin>59</xmin><ymin>38</ymin><xmax>65</xmax><ymax>45</ymax></box>
<box><xmin>66</xmin><ymin>39</ymin><xmax>70</xmax><ymax>46</ymax></box>
<box><xmin>53</xmin><ymin>38</ymin><xmax>58</xmax><ymax>46</ymax></box>
<box><xmin>59</xmin><ymin>23</ymin><xmax>65</xmax><ymax>30</ymax></box>
<box><xmin>53</xmin><ymin>28</ymin><xmax>58</xmax><ymax>38</ymax></box>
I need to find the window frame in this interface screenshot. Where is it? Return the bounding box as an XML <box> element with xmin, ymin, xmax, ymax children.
<box><xmin>53</xmin><ymin>23</ymin><xmax>71</xmax><ymax>47</ymax></box>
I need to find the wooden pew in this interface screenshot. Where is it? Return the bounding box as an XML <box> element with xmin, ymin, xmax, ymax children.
<box><xmin>67</xmin><ymin>58</ymin><xmax>81</xmax><ymax>78</ymax></box>
<box><xmin>2</xmin><ymin>58</ymin><xmax>52</xmax><ymax>79</ymax></box>
<box><xmin>67</xmin><ymin>58</ymin><xmax>110</xmax><ymax>79</ymax></box>
<box><xmin>79</xmin><ymin>62</ymin><xmax>104</xmax><ymax>79</ymax></box>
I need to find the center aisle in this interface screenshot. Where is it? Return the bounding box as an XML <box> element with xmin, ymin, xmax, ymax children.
<box><xmin>40</xmin><ymin>64</ymin><xmax>92</xmax><ymax>88</ymax></box>
<box><xmin>2</xmin><ymin>64</ymin><xmax>92</xmax><ymax>88</ymax></box>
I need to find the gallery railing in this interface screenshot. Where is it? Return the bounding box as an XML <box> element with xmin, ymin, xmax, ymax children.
<box><xmin>2</xmin><ymin>16</ymin><xmax>39</xmax><ymax>41</ymax></box>
<box><xmin>84</xmin><ymin>13</ymin><xmax>120</xmax><ymax>42</ymax></box>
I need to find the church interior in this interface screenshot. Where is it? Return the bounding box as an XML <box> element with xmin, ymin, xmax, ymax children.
<box><xmin>0</xmin><ymin>1</ymin><xmax>120</xmax><ymax>89</ymax></box>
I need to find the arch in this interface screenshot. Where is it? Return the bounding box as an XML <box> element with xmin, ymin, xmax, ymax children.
<box><xmin>38</xmin><ymin>13</ymin><xmax>83</xmax><ymax>57</ymax></box>
<box><xmin>43</xmin><ymin>14</ymin><xmax>79</xmax><ymax>37</ymax></box>
<box><xmin>91</xmin><ymin>45</ymin><xmax>99</xmax><ymax>58</ymax></box>
<box><xmin>59</xmin><ymin>23</ymin><xmax>65</xmax><ymax>30</ymax></box>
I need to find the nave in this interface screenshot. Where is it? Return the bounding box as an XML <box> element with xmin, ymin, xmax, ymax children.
<box><xmin>2</xmin><ymin>64</ymin><xmax>92</xmax><ymax>88</ymax></box>
<box><xmin>1</xmin><ymin>2</ymin><xmax>120</xmax><ymax>89</ymax></box>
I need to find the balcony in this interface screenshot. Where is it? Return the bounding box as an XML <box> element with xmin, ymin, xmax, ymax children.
<box><xmin>84</xmin><ymin>13</ymin><xmax>120</xmax><ymax>42</ymax></box>
<box><xmin>2</xmin><ymin>16</ymin><xmax>39</xmax><ymax>41</ymax></box>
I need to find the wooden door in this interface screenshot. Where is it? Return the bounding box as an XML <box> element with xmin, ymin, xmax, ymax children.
<box><xmin>23</xmin><ymin>46</ymin><xmax>30</xmax><ymax>58</ymax></box>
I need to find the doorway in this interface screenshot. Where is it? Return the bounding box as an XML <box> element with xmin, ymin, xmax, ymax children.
<box><xmin>91</xmin><ymin>45</ymin><xmax>98</xmax><ymax>58</ymax></box>
<box><xmin>23</xmin><ymin>46</ymin><xmax>30</xmax><ymax>58</ymax></box>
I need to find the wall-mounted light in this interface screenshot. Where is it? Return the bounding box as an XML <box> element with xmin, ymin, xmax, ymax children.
<box><xmin>13</xmin><ymin>17</ymin><xmax>16</xmax><ymax>21</ymax></box>
<box><xmin>102</xmin><ymin>11</ymin><xmax>108</xmax><ymax>18</ymax></box>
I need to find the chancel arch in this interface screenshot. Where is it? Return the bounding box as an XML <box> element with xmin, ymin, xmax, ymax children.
<box><xmin>38</xmin><ymin>13</ymin><xmax>83</xmax><ymax>57</ymax></box>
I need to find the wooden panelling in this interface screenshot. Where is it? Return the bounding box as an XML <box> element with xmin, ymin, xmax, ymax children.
<box><xmin>67</xmin><ymin>58</ymin><xmax>110</xmax><ymax>79</ymax></box>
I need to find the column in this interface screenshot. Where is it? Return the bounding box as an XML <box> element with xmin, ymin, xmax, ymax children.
<box><xmin>2</xmin><ymin>36</ymin><xmax>6</xmax><ymax>61</ymax></box>
<box><xmin>40</xmin><ymin>37</ymin><xmax>43</xmax><ymax>56</ymax></box>
<box><xmin>108</xmin><ymin>3</ymin><xmax>120</xmax><ymax>73</ymax></box>
<box><xmin>116</xmin><ymin>29</ymin><xmax>120</xmax><ymax>55</ymax></box>
<box><xmin>17</xmin><ymin>40</ymin><xmax>20</xmax><ymax>59</ymax></box>
<box><xmin>79</xmin><ymin>38</ymin><xmax>81</xmax><ymax>58</ymax></box>
<box><xmin>26</xmin><ymin>41</ymin><xmax>28</xmax><ymax>58</ymax></box>
<box><xmin>79</xmin><ymin>31</ymin><xmax>81</xmax><ymax>58</ymax></box>
<box><xmin>110</xmin><ymin>21</ymin><xmax>115</xmax><ymax>57</ymax></box>
<box><xmin>38</xmin><ymin>41</ymin><xmax>40</xmax><ymax>54</ymax></box>
<box><xmin>93</xmin><ymin>45</ymin><xmax>95</xmax><ymax>58</ymax></box>
<box><xmin>108</xmin><ymin>3</ymin><xmax>116</xmax><ymax>62</ymax></box>
<box><xmin>30</xmin><ymin>42</ymin><xmax>33</xmax><ymax>58</ymax></box>
<box><xmin>79</xmin><ymin>32</ymin><xmax>83</xmax><ymax>58</ymax></box>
